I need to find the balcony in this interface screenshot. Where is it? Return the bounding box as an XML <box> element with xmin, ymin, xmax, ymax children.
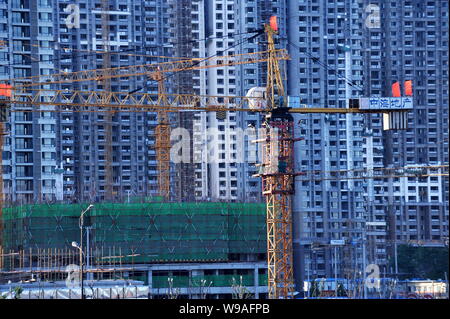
<box><xmin>16</xmin><ymin>188</ymin><xmax>33</xmax><ymax>193</ymax></box>
<box><xmin>41</xmin><ymin>159</ymin><xmax>56</xmax><ymax>166</ymax></box>
<box><xmin>38</xmin><ymin>118</ymin><xmax>56</xmax><ymax>125</ymax></box>
<box><xmin>41</xmin><ymin>131</ymin><xmax>55</xmax><ymax>138</ymax></box>
<box><xmin>15</xmin><ymin>145</ymin><xmax>33</xmax><ymax>151</ymax></box>
<box><xmin>42</xmin><ymin>187</ymin><xmax>56</xmax><ymax>194</ymax></box>
<box><xmin>15</xmin><ymin>175</ymin><xmax>33</xmax><ymax>180</ymax></box>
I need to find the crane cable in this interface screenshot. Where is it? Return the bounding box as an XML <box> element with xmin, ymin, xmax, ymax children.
<box><xmin>129</xmin><ymin>30</ymin><xmax>264</xmax><ymax>94</ymax></box>
<box><xmin>0</xmin><ymin>31</ymin><xmax>262</xmax><ymax>75</ymax></box>
<box><xmin>285</xmin><ymin>39</ymin><xmax>365</xmax><ymax>92</ymax></box>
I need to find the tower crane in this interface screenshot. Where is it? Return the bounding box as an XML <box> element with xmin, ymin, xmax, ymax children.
<box><xmin>5</xmin><ymin>49</ymin><xmax>289</xmax><ymax>201</ymax></box>
<box><xmin>0</xmin><ymin>17</ymin><xmax>414</xmax><ymax>299</ymax></box>
<box><xmin>252</xmin><ymin>18</ymin><xmax>299</xmax><ymax>299</ymax></box>
<box><xmin>101</xmin><ymin>0</ymin><xmax>114</xmax><ymax>201</ymax></box>
<box><xmin>150</xmin><ymin>69</ymin><xmax>171</xmax><ymax>199</ymax></box>
<box><xmin>9</xmin><ymin>50</ymin><xmax>288</xmax><ymax>88</ymax></box>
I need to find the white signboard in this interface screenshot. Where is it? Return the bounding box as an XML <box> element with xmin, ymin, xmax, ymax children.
<box><xmin>360</xmin><ymin>97</ymin><xmax>413</xmax><ymax>110</ymax></box>
<box><xmin>330</xmin><ymin>239</ymin><xmax>346</xmax><ymax>246</ymax></box>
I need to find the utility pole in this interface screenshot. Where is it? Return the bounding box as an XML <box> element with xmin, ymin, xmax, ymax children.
<box><xmin>445</xmin><ymin>272</ymin><xmax>448</xmax><ymax>298</ymax></box>
<box><xmin>362</xmin><ymin>236</ymin><xmax>367</xmax><ymax>299</ymax></box>
<box><xmin>86</xmin><ymin>226</ymin><xmax>92</xmax><ymax>281</ymax></box>
<box><xmin>394</xmin><ymin>239</ymin><xmax>398</xmax><ymax>279</ymax></box>
<box><xmin>79</xmin><ymin>204</ymin><xmax>93</xmax><ymax>299</ymax></box>
<box><xmin>307</xmin><ymin>250</ymin><xmax>310</xmax><ymax>298</ymax></box>
<box><xmin>334</xmin><ymin>246</ymin><xmax>338</xmax><ymax>297</ymax></box>
<box><xmin>80</xmin><ymin>217</ymin><xmax>84</xmax><ymax>299</ymax></box>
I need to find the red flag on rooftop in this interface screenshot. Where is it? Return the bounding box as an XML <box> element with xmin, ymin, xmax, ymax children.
<box><xmin>404</xmin><ymin>80</ymin><xmax>413</xmax><ymax>96</ymax></box>
<box><xmin>392</xmin><ymin>81</ymin><xmax>401</xmax><ymax>97</ymax></box>
<box><xmin>270</xmin><ymin>16</ymin><xmax>278</xmax><ymax>31</ymax></box>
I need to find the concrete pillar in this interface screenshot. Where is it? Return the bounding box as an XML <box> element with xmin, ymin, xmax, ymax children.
<box><xmin>191</xmin><ymin>269</ymin><xmax>203</xmax><ymax>299</ymax></box>
<box><xmin>148</xmin><ymin>270</ymin><xmax>152</xmax><ymax>289</ymax></box>
<box><xmin>254</xmin><ymin>266</ymin><xmax>259</xmax><ymax>298</ymax></box>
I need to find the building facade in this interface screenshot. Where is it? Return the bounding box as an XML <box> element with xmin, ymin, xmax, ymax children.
<box><xmin>287</xmin><ymin>0</ymin><xmax>367</xmax><ymax>287</ymax></box>
<box><xmin>362</xmin><ymin>0</ymin><xmax>449</xmax><ymax>267</ymax></box>
<box><xmin>1</xmin><ymin>0</ymin><xmax>173</xmax><ymax>203</ymax></box>
<box><xmin>1</xmin><ymin>0</ymin><xmax>59</xmax><ymax>204</ymax></box>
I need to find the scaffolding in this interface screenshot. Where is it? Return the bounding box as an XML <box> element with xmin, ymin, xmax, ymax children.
<box><xmin>1</xmin><ymin>202</ymin><xmax>267</xmax><ymax>267</ymax></box>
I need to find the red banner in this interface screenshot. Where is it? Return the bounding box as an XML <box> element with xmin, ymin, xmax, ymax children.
<box><xmin>270</xmin><ymin>16</ymin><xmax>278</xmax><ymax>31</ymax></box>
<box><xmin>0</xmin><ymin>84</ymin><xmax>12</xmax><ymax>97</ymax></box>
<box><xmin>404</xmin><ymin>80</ymin><xmax>413</xmax><ymax>96</ymax></box>
<box><xmin>392</xmin><ymin>82</ymin><xmax>401</xmax><ymax>97</ymax></box>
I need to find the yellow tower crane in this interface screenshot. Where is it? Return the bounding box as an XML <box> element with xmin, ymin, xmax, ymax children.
<box><xmin>6</xmin><ymin>49</ymin><xmax>289</xmax><ymax>201</ymax></box>
<box><xmin>150</xmin><ymin>69</ymin><xmax>171</xmax><ymax>200</ymax></box>
<box><xmin>0</xmin><ymin>88</ymin><xmax>411</xmax><ymax>299</ymax></box>
<box><xmin>254</xmin><ymin>18</ymin><xmax>298</xmax><ymax>298</ymax></box>
<box><xmin>101</xmin><ymin>0</ymin><xmax>114</xmax><ymax>201</ymax></box>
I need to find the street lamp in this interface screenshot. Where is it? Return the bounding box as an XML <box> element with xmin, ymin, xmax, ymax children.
<box><xmin>80</xmin><ymin>204</ymin><xmax>94</xmax><ymax>227</ymax></box>
<box><xmin>76</xmin><ymin>204</ymin><xmax>94</xmax><ymax>300</ymax></box>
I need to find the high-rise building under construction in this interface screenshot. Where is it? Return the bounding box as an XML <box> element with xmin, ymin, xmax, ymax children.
<box><xmin>288</xmin><ymin>0</ymin><xmax>448</xmax><ymax>285</ymax></box>
<box><xmin>287</xmin><ymin>0</ymin><xmax>367</xmax><ymax>284</ymax></box>
<box><xmin>361</xmin><ymin>0</ymin><xmax>449</xmax><ymax>262</ymax></box>
<box><xmin>1</xmin><ymin>0</ymin><xmax>172</xmax><ymax>203</ymax></box>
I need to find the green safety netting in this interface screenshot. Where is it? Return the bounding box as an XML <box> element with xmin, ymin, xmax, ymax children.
<box><xmin>2</xmin><ymin>202</ymin><xmax>267</xmax><ymax>263</ymax></box>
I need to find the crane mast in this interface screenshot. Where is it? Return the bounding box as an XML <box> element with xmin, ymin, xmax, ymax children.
<box><xmin>151</xmin><ymin>70</ymin><xmax>171</xmax><ymax>200</ymax></box>
<box><xmin>259</xmin><ymin>20</ymin><xmax>297</xmax><ymax>299</ymax></box>
<box><xmin>102</xmin><ymin>0</ymin><xmax>114</xmax><ymax>201</ymax></box>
